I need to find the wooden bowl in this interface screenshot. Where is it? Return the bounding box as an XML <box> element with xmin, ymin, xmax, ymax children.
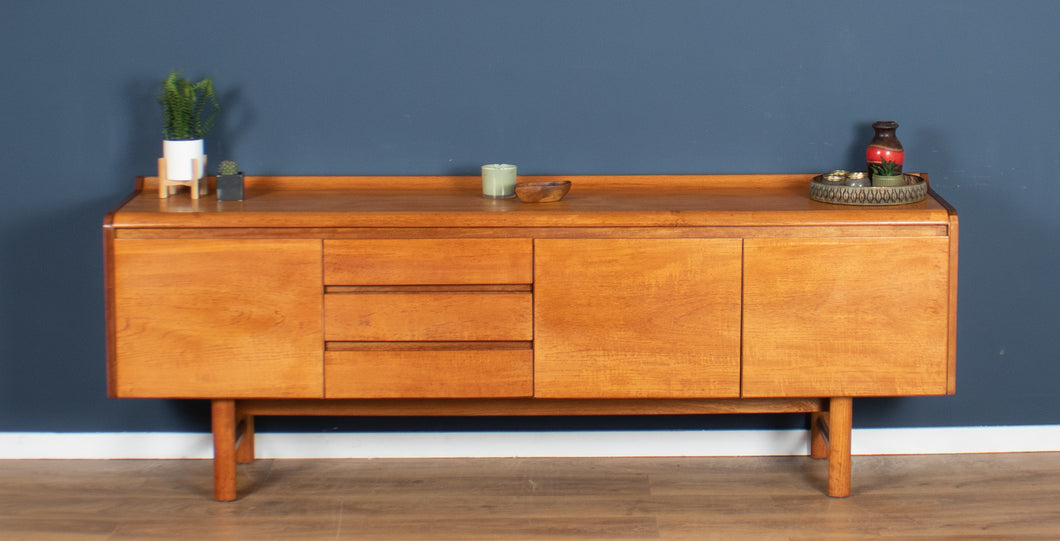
<box><xmin>515</xmin><ymin>181</ymin><xmax>571</xmax><ymax>203</ymax></box>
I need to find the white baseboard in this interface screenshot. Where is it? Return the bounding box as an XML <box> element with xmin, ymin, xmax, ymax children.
<box><xmin>1</xmin><ymin>426</ymin><xmax>1059</xmax><ymax>460</ymax></box>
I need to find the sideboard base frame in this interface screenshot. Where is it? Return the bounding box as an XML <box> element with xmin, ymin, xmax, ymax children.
<box><xmin>211</xmin><ymin>397</ymin><xmax>851</xmax><ymax>501</ymax></box>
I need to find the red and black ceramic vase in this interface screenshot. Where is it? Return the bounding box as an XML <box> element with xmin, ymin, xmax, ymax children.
<box><xmin>866</xmin><ymin>120</ymin><xmax>904</xmax><ymax>174</ymax></box>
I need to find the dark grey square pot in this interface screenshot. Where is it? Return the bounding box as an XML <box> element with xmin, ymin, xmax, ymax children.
<box><xmin>217</xmin><ymin>174</ymin><xmax>244</xmax><ymax>201</ymax></box>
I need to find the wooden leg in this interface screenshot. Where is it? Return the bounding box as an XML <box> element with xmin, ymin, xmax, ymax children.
<box><xmin>199</xmin><ymin>156</ymin><xmax>208</xmax><ymax>197</ymax></box>
<box><xmin>827</xmin><ymin>397</ymin><xmax>853</xmax><ymax>498</ymax></box>
<box><xmin>810</xmin><ymin>411</ymin><xmax>829</xmax><ymax>459</ymax></box>
<box><xmin>189</xmin><ymin>157</ymin><xmax>202</xmax><ymax>199</ymax></box>
<box><xmin>211</xmin><ymin>399</ymin><xmax>238</xmax><ymax>501</ymax></box>
<box><xmin>158</xmin><ymin>157</ymin><xmax>169</xmax><ymax>199</ymax></box>
<box><xmin>236</xmin><ymin>413</ymin><xmax>256</xmax><ymax>464</ymax></box>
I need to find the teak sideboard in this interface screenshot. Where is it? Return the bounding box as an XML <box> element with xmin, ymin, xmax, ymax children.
<box><xmin>103</xmin><ymin>174</ymin><xmax>958</xmax><ymax>500</ymax></box>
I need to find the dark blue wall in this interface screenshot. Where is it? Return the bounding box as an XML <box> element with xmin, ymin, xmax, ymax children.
<box><xmin>2</xmin><ymin>1</ymin><xmax>1058</xmax><ymax>433</ymax></box>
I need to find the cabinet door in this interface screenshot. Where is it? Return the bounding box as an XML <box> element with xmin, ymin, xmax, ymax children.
<box><xmin>534</xmin><ymin>239</ymin><xmax>742</xmax><ymax>398</ymax></box>
<box><xmin>110</xmin><ymin>239</ymin><xmax>323</xmax><ymax>398</ymax></box>
<box><xmin>742</xmin><ymin>237</ymin><xmax>950</xmax><ymax>397</ymax></box>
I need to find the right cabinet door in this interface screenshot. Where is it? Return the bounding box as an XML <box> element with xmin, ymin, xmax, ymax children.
<box><xmin>742</xmin><ymin>237</ymin><xmax>951</xmax><ymax>397</ymax></box>
<box><xmin>534</xmin><ymin>239</ymin><xmax>742</xmax><ymax>398</ymax></box>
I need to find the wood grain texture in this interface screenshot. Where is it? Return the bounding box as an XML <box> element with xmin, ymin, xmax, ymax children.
<box><xmin>3</xmin><ymin>453</ymin><xmax>1058</xmax><ymax>540</ymax></box>
<box><xmin>324</xmin><ymin>291</ymin><xmax>532</xmax><ymax>341</ymax></box>
<box><xmin>534</xmin><ymin>239</ymin><xmax>742</xmax><ymax>398</ymax></box>
<box><xmin>102</xmin><ymin>226</ymin><xmax>119</xmax><ymax>396</ymax></box>
<box><xmin>238</xmin><ymin>398</ymin><xmax>826</xmax><ymax>417</ymax></box>
<box><xmin>323</xmin><ymin>238</ymin><xmax>532</xmax><ymax>285</ymax></box>
<box><xmin>109</xmin><ymin>174</ymin><xmax>953</xmax><ymax>229</ymax></box>
<box><xmin>110</xmin><ymin>239</ymin><xmax>324</xmax><ymax>398</ymax></box>
<box><xmin>826</xmin><ymin>397</ymin><xmax>853</xmax><ymax>497</ymax></box>
<box><xmin>325</xmin><ymin>348</ymin><xmax>533</xmax><ymax>398</ymax></box>
<box><xmin>103</xmin><ymin>174</ymin><xmax>958</xmax><ymax>501</ymax></box>
<box><xmin>742</xmin><ymin>237</ymin><xmax>951</xmax><ymax>397</ymax></box>
<box><xmin>211</xmin><ymin>399</ymin><xmax>238</xmax><ymax>501</ymax></box>
<box><xmin>115</xmin><ymin>224</ymin><xmax>949</xmax><ymax>241</ymax></box>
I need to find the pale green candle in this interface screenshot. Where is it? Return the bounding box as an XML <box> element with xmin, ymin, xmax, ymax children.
<box><xmin>481</xmin><ymin>164</ymin><xmax>517</xmax><ymax>199</ymax></box>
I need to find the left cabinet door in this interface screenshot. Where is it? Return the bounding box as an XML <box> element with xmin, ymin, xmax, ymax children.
<box><xmin>109</xmin><ymin>238</ymin><xmax>323</xmax><ymax>398</ymax></box>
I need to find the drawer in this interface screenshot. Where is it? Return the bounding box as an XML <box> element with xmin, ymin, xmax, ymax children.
<box><xmin>325</xmin><ymin>291</ymin><xmax>532</xmax><ymax>341</ymax></box>
<box><xmin>325</xmin><ymin>345</ymin><xmax>533</xmax><ymax>398</ymax></box>
<box><xmin>324</xmin><ymin>239</ymin><xmax>532</xmax><ymax>285</ymax></box>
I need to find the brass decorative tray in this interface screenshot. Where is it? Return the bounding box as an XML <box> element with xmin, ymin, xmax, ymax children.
<box><xmin>809</xmin><ymin>174</ymin><xmax>928</xmax><ymax>206</ymax></box>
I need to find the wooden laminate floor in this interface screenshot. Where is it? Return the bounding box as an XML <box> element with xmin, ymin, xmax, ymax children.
<box><xmin>1</xmin><ymin>453</ymin><xmax>1059</xmax><ymax>540</ymax></box>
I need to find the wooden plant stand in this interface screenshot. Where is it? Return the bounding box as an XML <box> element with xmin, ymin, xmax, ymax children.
<box><xmin>157</xmin><ymin>156</ymin><xmax>208</xmax><ymax>199</ymax></box>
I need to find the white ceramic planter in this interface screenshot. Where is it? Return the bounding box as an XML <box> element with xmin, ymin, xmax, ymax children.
<box><xmin>163</xmin><ymin>139</ymin><xmax>205</xmax><ymax>181</ymax></box>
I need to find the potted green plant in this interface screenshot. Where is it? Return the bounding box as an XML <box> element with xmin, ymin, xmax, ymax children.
<box><xmin>216</xmin><ymin>160</ymin><xmax>244</xmax><ymax>201</ymax></box>
<box><xmin>158</xmin><ymin>70</ymin><xmax>220</xmax><ymax>182</ymax></box>
<box><xmin>870</xmin><ymin>160</ymin><xmax>905</xmax><ymax>187</ymax></box>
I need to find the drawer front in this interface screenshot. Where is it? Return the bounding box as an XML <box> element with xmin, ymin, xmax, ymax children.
<box><xmin>325</xmin><ymin>292</ymin><xmax>532</xmax><ymax>341</ymax></box>
<box><xmin>324</xmin><ymin>239</ymin><xmax>532</xmax><ymax>285</ymax></box>
<box><xmin>325</xmin><ymin>347</ymin><xmax>533</xmax><ymax>398</ymax></box>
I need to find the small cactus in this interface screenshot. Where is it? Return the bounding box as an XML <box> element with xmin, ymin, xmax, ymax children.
<box><xmin>218</xmin><ymin>160</ymin><xmax>240</xmax><ymax>176</ymax></box>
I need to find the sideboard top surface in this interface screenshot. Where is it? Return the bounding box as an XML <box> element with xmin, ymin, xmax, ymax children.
<box><xmin>106</xmin><ymin>174</ymin><xmax>955</xmax><ymax>229</ymax></box>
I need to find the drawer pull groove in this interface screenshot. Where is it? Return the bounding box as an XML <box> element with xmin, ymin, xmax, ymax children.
<box><xmin>326</xmin><ymin>285</ymin><xmax>531</xmax><ymax>293</ymax></box>
<box><xmin>326</xmin><ymin>341</ymin><xmax>532</xmax><ymax>352</ymax></box>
